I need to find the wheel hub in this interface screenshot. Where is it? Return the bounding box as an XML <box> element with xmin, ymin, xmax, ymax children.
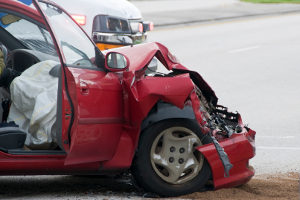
<box><xmin>150</xmin><ymin>127</ymin><xmax>204</xmax><ymax>185</ymax></box>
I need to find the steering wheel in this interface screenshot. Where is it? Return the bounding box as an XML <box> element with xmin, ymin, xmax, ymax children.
<box><xmin>6</xmin><ymin>49</ymin><xmax>40</xmax><ymax>72</ymax></box>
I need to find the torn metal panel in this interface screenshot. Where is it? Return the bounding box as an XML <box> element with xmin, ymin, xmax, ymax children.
<box><xmin>107</xmin><ymin>42</ymin><xmax>218</xmax><ymax>105</ymax></box>
<box><xmin>196</xmin><ymin>131</ymin><xmax>256</xmax><ymax>189</ymax></box>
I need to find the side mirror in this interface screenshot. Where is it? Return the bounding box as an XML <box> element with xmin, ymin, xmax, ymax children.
<box><xmin>105</xmin><ymin>52</ymin><xmax>129</xmax><ymax>72</ymax></box>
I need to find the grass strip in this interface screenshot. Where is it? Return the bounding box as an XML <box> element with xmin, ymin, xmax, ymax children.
<box><xmin>242</xmin><ymin>0</ymin><xmax>300</xmax><ymax>3</ymax></box>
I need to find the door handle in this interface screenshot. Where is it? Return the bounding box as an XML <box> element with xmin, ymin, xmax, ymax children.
<box><xmin>65</xmin><ymin>108</ymin><xmax>72</xmax><ymax>120</ymax></box>
<box><xmin>80</xmin><ymin>81</ymin><xmax>89</xmax><ymax>95</ymax></box>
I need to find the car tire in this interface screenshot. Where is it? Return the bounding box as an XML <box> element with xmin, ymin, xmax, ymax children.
<box><xmin>131</xmin><ymin>118</ymin><xmax>212</xmax><ymax>197</ymax></box>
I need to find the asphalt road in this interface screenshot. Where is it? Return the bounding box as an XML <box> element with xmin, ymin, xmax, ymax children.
<box><xmin>0</xmin><ymin>13</ymin><xmax>299</xmax><ymax>200</ymax></box>
<box><xmin>148</xmin><ymin>13</ymin><xmax>300</xmax><ymax>175</ymax></box>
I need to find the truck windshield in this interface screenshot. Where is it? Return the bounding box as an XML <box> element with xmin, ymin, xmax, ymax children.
<box><xmin>38</xmin><ymin>1</ymin><xmax>104</xmax><ymax>68</ymax></box>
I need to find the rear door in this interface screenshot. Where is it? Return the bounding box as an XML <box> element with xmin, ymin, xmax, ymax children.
<box><xmin>35</xmin><ymin>0</ymin><xmax>124</xmax><ymax>165</ymax></box>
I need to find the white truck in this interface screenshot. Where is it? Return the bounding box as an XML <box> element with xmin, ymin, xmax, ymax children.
<box><xmin>52</xmin><ymin>0</ymin><xmax>153</xmax><ymax>50</ymax></box>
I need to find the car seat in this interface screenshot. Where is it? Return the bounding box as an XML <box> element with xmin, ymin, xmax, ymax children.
<box><xmin>0</xmin><ymin>125</ymin><xmax>27</xmax><ymax>150</ymax></box>
<box><xmin>0</xmin><ymin>45</ymin><xmax>27</xmax><ymax>151</ymax></box>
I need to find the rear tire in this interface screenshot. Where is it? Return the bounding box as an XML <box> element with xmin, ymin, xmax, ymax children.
<box><xmin>132</xmin><ymin>119</ymin><xmax>212</xmax><ymax>197</ymax></box>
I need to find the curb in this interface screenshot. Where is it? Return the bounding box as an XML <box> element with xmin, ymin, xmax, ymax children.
<box><xmin>154</xmin><ymin>8</ymin><xmax>300</xmax><ymax>27</ymax></box>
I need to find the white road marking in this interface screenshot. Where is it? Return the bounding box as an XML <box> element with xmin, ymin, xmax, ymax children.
<box><xmin>254</xmin><ymin>176</ymin><xmax>300</xmax><ymax>181</ymax></box>
<box><xmin>256</xmin><ymin>135</ymin><xmax>295</xmax><ymax>139</ymax></box>
<box><xmin>228</xmin><ymin>45</ymin><xmax>260</xmax><ymax>54</ymax></box>
<box><xmin>257</xmin><ymin>146</ymin><xmax>300</xmax><ymax>150</ymax></box>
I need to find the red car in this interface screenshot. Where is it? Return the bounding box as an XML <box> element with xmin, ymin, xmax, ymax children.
<box><xmin>0</xmin><ymin>0</ymin><xmax>256</xmax><ymax>197</ymax></box>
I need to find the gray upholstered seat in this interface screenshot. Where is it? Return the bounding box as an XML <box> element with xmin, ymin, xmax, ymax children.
<box><xmin>0</xmin><ymin>127</ymin><xmax>26</xmax><ymax>149</ymax></box>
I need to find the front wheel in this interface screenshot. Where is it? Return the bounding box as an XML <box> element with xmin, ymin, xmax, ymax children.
<box><xmin>131</xmin><ymin>119</ymin><xmax>212</xmax><ymax>197</ymax></box>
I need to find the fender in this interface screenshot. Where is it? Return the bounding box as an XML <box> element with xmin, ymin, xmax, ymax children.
<box><xmin>141</xmin><ymin>101</ymin><xmax>195</xmax><ymax>131</ymax></box>
<box><xmin>122</xmin><ymin>72</ymin><xmax>195</xmax><ymax>123</ymax></box>
<box><xmin>101</xmin><ymin>43</ymin><xmax>217</xmax><ymax>170</ymax></box>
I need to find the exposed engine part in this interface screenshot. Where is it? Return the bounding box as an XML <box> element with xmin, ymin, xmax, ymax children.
<box><xmin>194</xmin><ymin>87</ymin><xmax>235</xmax><ymax>177</ymax></box>
<box><xmin>195</xmin><ymin>85</ymin><xmax>237</xmax><ymax>138</ymax></box>
<box><xmin>150</xmin><ymin>73</ymin><xmax>240</xmax><ymax>139</ymax></box>
<box><xmin>210</xmin><ymin>114</ymin><xmax>234</xmax><ymax>137</ymax></box>
<box><xmin>194</xmin><ymin>85</ymin><xmax>248</xmax><ymax>177</ymax></box>
<box><xmin>235</xmin><ymin>125</ymin><xmax>243</xmax><ymax>133</ymax></box>
<box><xmin>195</xmin><ymin>85</ymin><xmax>213</xmax><ymax>114</ymax></box>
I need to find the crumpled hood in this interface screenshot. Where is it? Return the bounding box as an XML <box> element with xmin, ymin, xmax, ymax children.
<box><xmin>107</xmin><ymin>42</ymin><xmax>185</xmax><ymax>72</ymax></box>
<box><xmin>108</xmin><ymin>42</ymin><xmax>218</xmax><ymax>105</ymax></box>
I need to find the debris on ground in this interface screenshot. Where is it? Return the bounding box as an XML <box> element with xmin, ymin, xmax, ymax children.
<box><xmin>182</xmin><ymin>172</ymin><xmax>299</xmax><ymax>200</ymax></box>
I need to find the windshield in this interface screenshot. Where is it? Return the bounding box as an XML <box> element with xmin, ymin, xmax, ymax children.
<box><xmin>38</xmin><ymin>1</ymin><xmax>104</xmax><ymax>68</ymax></box>
<box><xmin>0</xmin><ymin>0</ymin><xmax>57</xmax><ymax>56</ymax></box>
<box><xmin>2</xmin><ymin>15</ymin><xmax>57</xmax><ymax>56</ymax></box>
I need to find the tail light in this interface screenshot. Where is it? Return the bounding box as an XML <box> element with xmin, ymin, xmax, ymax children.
<box><xmin>71</xmin><ymin>14</ymin><xmax>86</xmax><ymax>26</ymax></box>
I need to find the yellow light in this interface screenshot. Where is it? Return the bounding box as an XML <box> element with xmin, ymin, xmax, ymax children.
<box><xmin>96</xmin><ymin>43</ymin><xmax>124</xmax><ymax>51</ymax></box>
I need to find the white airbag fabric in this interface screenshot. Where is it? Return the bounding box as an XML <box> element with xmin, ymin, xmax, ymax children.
<box><xmin>8</xmin><ymin>60</ymin><xmax>59</xmax><ymax>149</ymax></box>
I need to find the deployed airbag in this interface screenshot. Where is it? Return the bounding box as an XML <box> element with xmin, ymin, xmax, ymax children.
<box><xmin>8</xmin><ymin>60</ymin><xmax>59</xmax><ymax>149</ymax></box>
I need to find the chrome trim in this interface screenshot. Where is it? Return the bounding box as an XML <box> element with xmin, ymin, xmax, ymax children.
<box><xmin>92</xmin><ymin>32</ymin><xmax>147</xmax><ymax>45</ymax></box>
<box><xmin>129</xmin><ymin>21</ymin><xmax>141</xmax><ymax>33</ymax></box>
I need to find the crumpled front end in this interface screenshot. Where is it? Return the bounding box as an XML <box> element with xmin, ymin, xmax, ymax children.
<box><xmin>103</xmin><ymin>43</ymin><xmax>256</xmax><ymax>189</ymax></box>
<box><xmin>188</xmin><ymin>83</ymin><xmax>256</xmax><ymax>189</ymax></box>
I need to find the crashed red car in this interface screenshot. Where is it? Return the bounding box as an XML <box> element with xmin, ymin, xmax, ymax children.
<box><xmin>0</xmin><ymin>0</ymin><xmax>256</xmax><ymax>197</ymax></box>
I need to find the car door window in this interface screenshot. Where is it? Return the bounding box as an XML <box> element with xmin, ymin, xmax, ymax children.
<box><xmin>39</xmin><ymin>1</ymin><xmax>104</xmax><ymax>69</ymax></box>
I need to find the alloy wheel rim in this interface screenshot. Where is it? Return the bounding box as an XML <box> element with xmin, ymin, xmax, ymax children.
<box><xmin>150</xmin><ymin>126</ymin><xmax>204</xmax><ymax>185</ymax></box>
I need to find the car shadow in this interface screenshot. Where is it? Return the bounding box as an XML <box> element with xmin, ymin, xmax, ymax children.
<box><xmin>0</xmin><ymin>174</ymin><xmax>212</xmax><ymax>199</ymax></box>
<box><xmin>0</xmin><ymin>174</ymin><xmax>147</xmax><ymax>199</ymax></box>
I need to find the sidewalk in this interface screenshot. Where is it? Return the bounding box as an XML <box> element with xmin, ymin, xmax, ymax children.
<box><xmin>131</xmin><ymin>0</ymin><xmax>300</xmax><ymax>27</ymax></box>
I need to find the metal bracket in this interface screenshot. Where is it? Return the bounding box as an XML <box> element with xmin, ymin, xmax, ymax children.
<box><xmin>209</xmin><ymin>133</ymin><xmax>233</xmax><ymax>177</ymax></box>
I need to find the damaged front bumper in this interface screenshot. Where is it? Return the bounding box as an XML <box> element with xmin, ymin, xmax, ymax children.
<box><xmin>197</xmin><ymin>128</ymin><xmax>256</xmax><ymax>189</ymax></box>
<box><xmin>188</xmin><ymin>86</ymin><xmax>256</xmax><ymax>189</ymax></box>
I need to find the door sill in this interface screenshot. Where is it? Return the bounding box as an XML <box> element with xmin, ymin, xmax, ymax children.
<box><xmin>5</xmin><ymin>149</ymin><xmax>66</xmax><ymax>155</ymax></box>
